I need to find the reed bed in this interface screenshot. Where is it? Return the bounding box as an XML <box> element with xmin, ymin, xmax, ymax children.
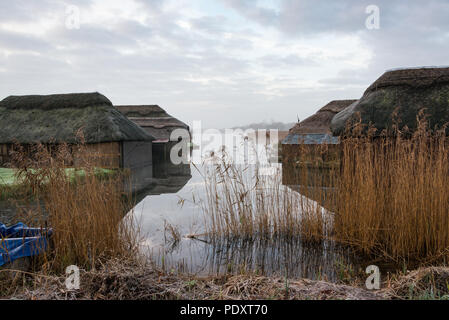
<box><xmin>333</xmin><ymin>120</ymin><xmax>449</xmax><ymax>263</ymax></box>
<box><xmin>200</xmin><ymin>119</ymin><xmax>449</xmax><ymax>264</ymax></box>
<box><xmin>3</xmin><ymin>141</ymin><xmax>139</xmax><ymax>274</ymax></box>
<box><xmin>199</xmin><ymin>153</ymin><xmax>330</xmax><ymax>243</ymax></box>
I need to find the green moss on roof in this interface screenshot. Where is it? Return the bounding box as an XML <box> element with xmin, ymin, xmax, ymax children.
<box><xmin>115</xmin><ymin>105</ymin><xmax>167</xmax><ymax>118</ymax></box>
<box><xmin>0</xmin><ymin>93</ymin><xmax>154</xmax><ymax>144</ymax></box>
<box><xmin>0</xmin><ymin>92</ymin><xmax>113</xmax><ymax>110</ymax></box>
<box><xmin>331</xmin><ymin>67</ymin><xmax>449</xmax><ymax>136</ymax></box>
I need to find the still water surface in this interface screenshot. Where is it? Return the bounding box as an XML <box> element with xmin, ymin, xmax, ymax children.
<box><xmin>129</xmin><ymin>138</ymin><xmax>362</xmax><ymax>281</ymax></box>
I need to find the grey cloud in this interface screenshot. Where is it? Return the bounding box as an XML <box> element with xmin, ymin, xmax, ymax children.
<box><xmin>50</xmin><ymin>24</ymin><xmax>139</xmax><ymax>50</ymax></box>
<box><xmin>221</xmin><ymin>0</ymin><xmax>367</xmax><ymax>34</ymax></box>
<box><xmin>1</xmin><ymin>0</ymin><xmax>449</xmax><ymax>128</ymax></box>
<box><xmin>115</xmin><ymin>20</ymin><xmax>153</xmax><ymax>39</ymax></box>
<box><xmin>0</xmin><ymin>0</ymin><xmax>94</xmax><ymax>24</ymax></box>
<box><xmin>189</xmin><ymin>15</ymin><xmax>228</xmax><ymax>34</ymax></box>
<box><xmin>259</xmin><ymin>54</ymin><xmax>317</xmax><ymax>68</ymax></box>
<box><xmin>222</xmin><ymin>0</ymin><xmax>449</xmax><ymax>36</ymax></box>
<box><xmin>0</xmin><ymin>29</ymin><xmax>52</xmax><ymax>52</ymax></box>
<box><xmin>222</xmin><ymin>0</ymin><xmax>279</xmax><ymax>26</ymax></box>
<box><xmin>277</xmin><ymin>1</ymin><xmax>367</xmax><ymax>35</ymax></box>
<box><xmin>0</xmin><ymin>0</ymin><xmax>59</xmax><ymax>22</ymax></box>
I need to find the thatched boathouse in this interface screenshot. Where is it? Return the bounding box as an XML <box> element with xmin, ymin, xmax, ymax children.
<box><xmin>282</xmin><ymin>100</ymin><xmax>356</xmax><ymax>160</ymax></box>
<box><xmin>281</xmin><ymin>100</ymin><xmax>356</xmax><ymax>188</ymax></box>
<box><xmin>0</xmin><ymin>92</ymin><xmax>155</xmax><ymax>192</ymax></box>
<box><xmin>115</xmin><ymin>105</ymin><xmax>190</xmax><ymax>167</ymax></box>
<box><xmin>331</xmin><ymin>66</ymin><xmax>449</xmax><ymax>136</ymax></box>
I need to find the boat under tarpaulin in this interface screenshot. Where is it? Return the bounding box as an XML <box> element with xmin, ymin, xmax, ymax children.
<box><xmin>0</xmin><ymin>222</ymin><xmax>52</xmax><ymax>267</ymax></box>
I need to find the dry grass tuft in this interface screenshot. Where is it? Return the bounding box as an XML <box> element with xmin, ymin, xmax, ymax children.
<box><xmin>383</xmin><ymin>267</ymin><xmax>449</xmax><ymax>299</ymax></box>
<box><xmin>8</xmin><ymin>260</ymin><xmax>384</xmax><ymax>300</ymax></box>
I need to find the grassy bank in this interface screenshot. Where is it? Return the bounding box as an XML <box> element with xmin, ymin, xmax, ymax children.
<box><xmin>0</xmin><ymin>168</ymin><xmax>16</xmax><ymax>185</ymax></box>
<box><xmin>5</xmin><ymin>259</ymin><xmax>449</xmax><ymax>300</ymax></box>
<box><xmin>2</xmin><ymin>259</ymin><xmax>382</xmax><ymax>300</ymax></box>
<box><xmin>0</xmin><ymin>167</ymin><xmax>117</xmax><ymax>187</ymax></box>
<box><xmin>0</xmin><ymin>167</ymin><xmax>117</xmax><ymax>202</ymax></box>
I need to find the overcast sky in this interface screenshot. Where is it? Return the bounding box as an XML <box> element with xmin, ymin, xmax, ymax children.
<box><xmin>0</xmin><ymin>0</ymin><xmax>448</xmax><ymax>128</ymax></box>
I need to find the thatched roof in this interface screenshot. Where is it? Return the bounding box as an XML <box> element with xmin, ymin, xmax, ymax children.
<box><xmin>331</xmin><ymin>66</ymin><xmax>449</xmax><ymax>136</ymax></box>
<box><xmin>0</xmin><ymin>93</ymin><xmax>154</xmax><ymax>144</ymax></box>
<box><xmin>289</xmin><ymin>100</ymin><xmax>357</xmax><ymax>135</ymax></box>
<box><xmin>116</xmin><ymin>105</ymin><xmax>189</xmax><ymax>142</ymax></box>
<box><xmin>365</xmin><ymin>66</ymin><xmax>449</xmax><ymax>93</ymax></box>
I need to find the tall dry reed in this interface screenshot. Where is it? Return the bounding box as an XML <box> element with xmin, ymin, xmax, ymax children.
<box><xmin>199</xmin><ymin>152</ymin><xmax>329</xmax><ymax>242</ymax></box>
<box><xmin>201</xmin><ymin>117</ymin><xmax>449</xmax><ymax>264</ymax></box>
<box><xmin>9</xmin><ymin>141</ymin><xmax>139</xmax><ymax>273</ymax></box>
<box><xmin>333</xmin><ymin>119</ymin><xmax>449</xmax><ymax>262</ymax></box>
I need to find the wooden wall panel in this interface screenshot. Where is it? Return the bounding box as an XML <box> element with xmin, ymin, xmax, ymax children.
<box><xmin>0</xmin><ymin>144</ymin><xmax>11</xmax><ymax>166</ymax></box>
<box><xmin>73</xmin><ymin>142</ymin><xmax>121</xmax><ymax>168</ymax></box>
<box><xmin>0</xmin><ymin>142</ymin><xmax>122</xmax><ymax>169</ymax></box>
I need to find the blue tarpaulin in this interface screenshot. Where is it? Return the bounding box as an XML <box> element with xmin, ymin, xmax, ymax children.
<box><xmin>0</xmin><ymin>222</ymin><xmax>52</xmax><ymax>266</ymax></box>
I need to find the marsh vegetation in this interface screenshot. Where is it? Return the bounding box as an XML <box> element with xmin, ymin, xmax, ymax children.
<box><xmin>3</xmin><ymin>119</ymin><xmax>449</xmax><ymax>299</ymax></box>
<box><xmin>0</xmin><ymin>141</ymin><xmax>139</xmax><ymax>296</ymax></box>
<box><xmin>199</xmin><ymin>120</ymin><xmax>449</xmax><ymax>267</ymax></box>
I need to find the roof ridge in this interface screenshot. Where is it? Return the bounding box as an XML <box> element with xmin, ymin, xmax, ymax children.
<box><xmin>365</xmin><ymin>67</ymin><xmax>449</xmax><ymax>93</ymax></box>
<box><xmin>0</xmin><ymin>92</ymin><xmax>112</xmax><ymax>110</ymax></box>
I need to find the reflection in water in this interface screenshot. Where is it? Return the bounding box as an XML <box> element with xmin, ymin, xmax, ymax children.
<box><xmin>130</xmin><ymin>154</ymin><xmax>364</xmax><ymax>281</ymax></box>
<box><xmin>281</xmin><ymin>161</ymin><xmax>338</xmax><ymax>211</ymax></box>
<box><xmin>201</xmin><ymin>238</ymin><xmax>357</xmax><ymax>281</ymax></box>
<box><xmin>149</xmin><ymin>236</ymin><xmax>360</xmax><ymax>281</ymax></box>
<box><xmin>133</xmin><ymin>161</ymin><xmax>192</xmax><ymax>203</ymax></box>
